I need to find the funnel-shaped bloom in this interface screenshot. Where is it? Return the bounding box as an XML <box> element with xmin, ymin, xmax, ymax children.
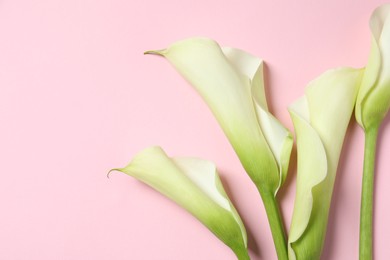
<box><xmin>356</xmin><ymin>4</ymin><xmax>390</xmax><ymax>130</ymax></box>
<box><xmin>145</xmin><ymin>38</ymin><xmax>292</xmax><ymax>259</ymax></box>
<box><xmin>110</xmin><ymin>146</ymin><xmax>249</xmax><ymax>259</ymax></box>
<box><xmin>288</xmin><ymin>68</ymin><xmax>363</xmax><ymax>259</ymax></box>
<box><xmin>355</xmin><ymin>5</ymin><xmax>390</xmax><ymax>258</ymax></box>
<box><xmin>145</xmin><ymin>38</ymin><xmax>292</xmax><ymax>196</ymax></box>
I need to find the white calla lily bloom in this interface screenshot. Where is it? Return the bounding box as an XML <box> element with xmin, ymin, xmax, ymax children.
<box><xmin>288</xmin><ymin>68</ymin><xmax>363</xmax><ymax>260</ymax></box>
<box><xmin>356</xmin><ymin>3</ymin><xmax>390</xmax><ymax>130</ymax></box>
<box><xmin>145</xmin><ymin>38</ymin><xmax>292</xmax><ymax>196</ymax></box>
<box><xmin>110</xmin><ymin>146</ymin><xmax>249</xmax><ymax>259</ymax></box>
<box><xmin>354</xmin><ymin>5</ymin><xmax>390</xmax><ymax>258</ymax></box>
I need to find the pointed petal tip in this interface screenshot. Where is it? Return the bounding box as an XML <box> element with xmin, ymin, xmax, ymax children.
<box><xmin>107</xmin><ymin>168</ymin><xmax>121</xmax><ymax>178</ymax></box>
<box><xmin>144</xmin><ymin>49</ymin><xmax>166</xmax><ymax>56</ymax></box>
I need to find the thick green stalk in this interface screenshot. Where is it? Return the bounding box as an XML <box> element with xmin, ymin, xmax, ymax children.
<box><xmin>259</xmin><ymin>189</ymin><xmax>288</xmax><ymax>260</ymax></box>
<box><xmin>359</xmin><ymin>125</ymin><xmax>379</xmax><ymax>260</ymax></box>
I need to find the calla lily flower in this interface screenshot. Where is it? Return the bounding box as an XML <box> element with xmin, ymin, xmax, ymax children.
<box><xmin>354</xmin><ymin>4</ymin><xmax>390</xmax><ymax>259</ymax></box>
<box><xmin>110</xmin><ymin>146</ymin><xmax>249</xmax><ymax>260</ymax></box>
<box><xmin>288</xmin><ymin>68</ymin><xmax>363</xmax><ymax>260</ymax></box>
<box><xmin>145</xmin><ymin>38</ymin><xmax>292</xmax><ymax>196</ymax></box>
<box><xmin>145</xmin><ymin>38</ymin><xmax>293</xmax><ymax>259</ymax></box>
<box><xmin>355</xmin><ymin>3</ymin><xmax>390</xmax><ymax>130</ymax></box>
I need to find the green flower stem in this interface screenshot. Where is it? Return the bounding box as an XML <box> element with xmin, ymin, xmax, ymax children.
<box><xmin>233</xmin><ymin>248</ymin><xmax>251</xmax><ymax>260</ymax></box>
<box><xmin>260</xmin><ymin>189</ymin><xmax>288</xmax><ymax>260</ymax></box>
<box><xmin>359</xmin><ymin>124</ymin><xmax>379</xmax><ymax>260</ymax></box>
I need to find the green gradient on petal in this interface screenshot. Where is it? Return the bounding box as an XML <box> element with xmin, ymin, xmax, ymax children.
<box><xmin>222</xmin><ymin>47</ymin><xmax>293</xmax><ymax>195</ymax></box>
<box><xmin>356</xmin><ymin>4</ymin><xmax>390</xmax><ymax>129</ymax></box>
<box><xmin>111</xmin><ymin>146</ymin><xmax>249</xmax><ymax>259</ymax></box>
<box><xmin>145</xmin><ymin>38</ymin><xmax>292</xmax><ymax>259</ymax></box>
<box><xmin>146</xmin><ymin>38</ymin><xmax>292</xmax><ymax>196</ymax></box>
<box><xmin>288</xmin><ymin>68</ymin><xmax>363</xmax><ymax>260</ymax></box>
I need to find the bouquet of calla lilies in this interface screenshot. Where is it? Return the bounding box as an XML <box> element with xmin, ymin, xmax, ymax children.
<box><xmin>110</xmin><ymin>4</ymin><xmax>390</xmax><ymax>260</ymax></box>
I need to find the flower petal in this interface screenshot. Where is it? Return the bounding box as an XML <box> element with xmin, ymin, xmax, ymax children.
<box><xmin>288</xmin><ymin>97</ymin><xmax>327</xmax><ymax>260</ymax></box>
<box><xmin>111</xmin><ymin>146</ymin><xmax>248</xmax><ymax>258</ymax></box>
<box><xmin>288</xmin><ymin>68</ymin><xmax>363</xmax><ymax>259</ymax></box>
<box><xmin>146</xmin><ymin>37</ymin><xmax>292</xmax><ymax>194</ymax></box>
<box><xmin>356</xmin><ymin>3</ymin><xmax>390</xmax><ymax>129</ymax></box>
<box><xmin>172</xmin><ymin>157</ymin><xmax>247</xmax><ymax>246</ymax></box>
<box><xmin>221</xmin><ymin>47</ymin><xmax>293</xmax><ymax>195</ymax></box>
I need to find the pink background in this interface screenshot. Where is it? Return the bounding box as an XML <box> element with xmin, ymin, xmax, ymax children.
<box><xmin>1</xmin><ymin>0</ymin><xmax>389</xmax><ymax>259</ymax></box>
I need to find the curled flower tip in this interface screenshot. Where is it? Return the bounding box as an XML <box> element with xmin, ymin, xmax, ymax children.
<box><xmin>144</xmin><ymin>49</ymin><xmax>166</xmax><ymax>56</ymax></box>
<box><xmin>107</xmin><ymin>168</ymin><xmax>120</xmax><ymax>179</ymax></box>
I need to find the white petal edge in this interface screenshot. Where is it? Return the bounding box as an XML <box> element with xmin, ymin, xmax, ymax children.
<box><xmin>287</xmin><ymin>97</ymin><xmax>328</xmax><ymax>260</ymax></box>
<box><xmin>173</xmin><ymin>157</ymin><xmax>247</xmax><ymax>245</ymax></box>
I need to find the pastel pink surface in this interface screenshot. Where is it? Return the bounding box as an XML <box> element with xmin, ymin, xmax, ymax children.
<box><xmin>1</xmin><ymin>0</ymin><xmax>389</xmax><ymax>259</ymax></box>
